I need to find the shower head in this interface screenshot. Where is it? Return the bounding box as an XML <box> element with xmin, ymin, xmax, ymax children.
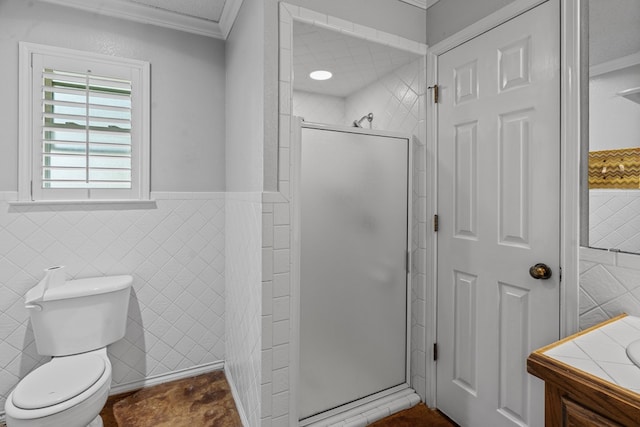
<box><xmin>353</xmin><ymin>113</ymin><xmax>374</xmax><ymax>128</ymax></box>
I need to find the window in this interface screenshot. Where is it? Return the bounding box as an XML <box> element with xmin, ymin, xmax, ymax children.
<box><xmin>19</xmin><ymin>42</ymin><xmax>150</xmax><ymax>201</ymax></box>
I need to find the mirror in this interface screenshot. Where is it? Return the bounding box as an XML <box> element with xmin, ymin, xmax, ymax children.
<box><xmin>584</xmin><ymin>0</ymin><xmax>640</xmax><ymax>253</ymax></box>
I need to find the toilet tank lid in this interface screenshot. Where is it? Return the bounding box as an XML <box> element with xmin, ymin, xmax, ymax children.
<box><xmin>26</xmin><ymin>275</ymin><xmax>133</xmax><ymax>304</ymax></box>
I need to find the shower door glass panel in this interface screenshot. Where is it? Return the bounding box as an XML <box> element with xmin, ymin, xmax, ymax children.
<box><xmin>299</xmin><ymin>126</ymin><xmax>408</xmax><ymax>420</ymax></box>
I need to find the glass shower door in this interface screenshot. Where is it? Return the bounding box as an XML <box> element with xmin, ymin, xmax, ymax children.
<box><xmin>299</xmin><ymin>125</ymin><xmax>409</xmax><ymax>420</ymax></box>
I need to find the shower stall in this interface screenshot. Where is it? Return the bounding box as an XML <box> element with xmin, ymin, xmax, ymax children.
<box><xmin>292</xmin><ymin>120</ymin><xmax>413</xmax><ymax>424</ymax></box>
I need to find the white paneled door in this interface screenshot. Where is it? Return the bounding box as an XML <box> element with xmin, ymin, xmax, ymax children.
<box><xmin>436</xmin><ymin>1</ymin><xmax>560</xmax><ymax>426</ymax></box>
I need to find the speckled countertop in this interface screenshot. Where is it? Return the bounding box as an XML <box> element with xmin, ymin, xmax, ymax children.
<box><xmin>543</xmin><ymin>315</ymin><xmax>640</xmax><ymax>394</ymax></box>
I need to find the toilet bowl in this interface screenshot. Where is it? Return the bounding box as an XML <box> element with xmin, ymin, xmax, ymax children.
<box><xmin>4</xmin><ymin>349</ymin><xmax>111</xmax><ymax>427</ymax></box>
<box><xmin>4</xmin><ymin>269</ymin><xmax>132</xmax><ymax>427</ymax></box>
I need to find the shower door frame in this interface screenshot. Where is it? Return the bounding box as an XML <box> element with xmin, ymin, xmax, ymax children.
<box><xmin>290</xmin><ymin>119</ymin><xmax>414</xmax><ymax>426</ymax></box>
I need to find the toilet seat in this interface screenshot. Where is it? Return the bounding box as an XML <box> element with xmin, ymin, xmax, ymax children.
<box><xmin>12</xmin><ymin>354</ymin><xmax>106</xmax><ymax>409</ymax></box>
<box><xmin>5</xmin><ymin>349</ymin><xmax>112</xmax><ymax>426</ymax></box>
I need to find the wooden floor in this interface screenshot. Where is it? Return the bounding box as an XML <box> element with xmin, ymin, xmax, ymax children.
<box><xmin>101</xmin><ymin>371</ymin><xmax>241</xmax><ymax>427</ymax></box>
<box><xmin>370</xmin><ymin>403</ymin><xmax>458</xmax><ymax>427</ymax></box>
<box><xmin>100</xmin><ymin>371</ymin><xmax>457</xmax><ymax>426</ymax></box>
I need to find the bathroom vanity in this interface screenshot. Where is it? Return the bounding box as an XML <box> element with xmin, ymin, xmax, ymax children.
<box><xmin>527</xmin><ymin>314</ymin><xmax>640</xmax><ymax>426</ymax></box>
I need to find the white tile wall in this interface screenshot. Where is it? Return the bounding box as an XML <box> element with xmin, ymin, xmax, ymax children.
<box><xmin>0</xmin><ymin>192</ymin><xmax>226</xmax><ymax>417</ymax></box>
<box><xmin>589</xmin><ymin>190</ymin><xmax>640</xmax><ymax>253</ymax></box>
<box><xmin>580</xmin><ymin>247</ymin><xmax>640</xmax><ymax>330</ymax></box>
<box><xmin>345</xmin><ymin>58</ymin><xmax>424</xmax><ymax>138</ymax></box>
<box><xmin>276</xmin><ymin>4</ymin><xmax>427</xmax><ymax>425</ymax></box>
<box><xmin>225</xmin><ymin>193</ymin><xmax>263</xmax><ymax>427</ymax></box>
<box><xmin>292</xmin><ymin>91</ymin><xmax>346</xmax><ymax>126</ymax></box>
<box><xmin>261</xmin><ymin>191</ymin><xmax>292</xmax><ymax>427</ymax></box>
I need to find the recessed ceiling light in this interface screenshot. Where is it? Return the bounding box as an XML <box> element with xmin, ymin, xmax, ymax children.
<box><xmin>309</xmin><ymin>70</ymin><xmax>333</xmax><ymax>81</ymax></box>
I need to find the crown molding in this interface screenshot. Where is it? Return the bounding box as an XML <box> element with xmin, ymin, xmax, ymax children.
<box><xmin>398</xmin><ymin>0</ymin><xmax>439</xmax><ymax>10</ymax></box>
<box><xmin>39</xmin><ymin>0</ymin><xmax>244</xmax><ymax>39</ymax></box>
<box><xmin>219</xmin><ymin>0</ymin><xmax>244</xmax><ymax>38</ymax></box>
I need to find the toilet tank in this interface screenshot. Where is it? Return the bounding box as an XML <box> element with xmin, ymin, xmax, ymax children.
<box><xmin>25</xmin><ymin>275</ymin><xmax>133</xmax><ymax>356</ymax></box>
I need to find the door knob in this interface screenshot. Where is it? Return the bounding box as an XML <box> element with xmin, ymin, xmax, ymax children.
<box><xmin>529</xmin><ymin>263</ymin><xmax>552</xmax><ymax>280</ymax></box>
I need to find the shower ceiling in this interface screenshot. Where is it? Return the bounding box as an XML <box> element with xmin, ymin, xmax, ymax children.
<box><xmin>293</xmin><ymin>21</ymin><xmax>419</xmax><ymax>97</ymax></box>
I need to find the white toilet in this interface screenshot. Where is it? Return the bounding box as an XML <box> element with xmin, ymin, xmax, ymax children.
<box><xmin>4</xmin><ymin>268</ymin><xmax>132</xmax><ymax>427</ymax></box>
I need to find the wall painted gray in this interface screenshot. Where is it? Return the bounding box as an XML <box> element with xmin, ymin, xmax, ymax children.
<box><xmin>0</xmin><ymin>0</ymin><xmax>226</xmax><ymax>192</ymax></box>
<box><xmin>426</xmin><ymin>0</ymin><xmax>516</xmax><ymax>46</ymax></box>
<box><xmin>225</xmin><ymin>0</ymin><xmax>266</xmax><ymax>192</ymax></box>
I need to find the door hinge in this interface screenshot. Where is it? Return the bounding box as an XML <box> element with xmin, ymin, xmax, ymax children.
<box><xmin>30</xmin><ymin>181</ymin><xmax>33</xmax><ymax>199</ymax></box>
<box><xmin>434</xmin><ymin>214</ymin><xmax>439</xmax><ymax>232</ymax></box>
<box><xmin>406</xmin><ymin>250</ymin><xmax>411</xmax><ymax>272</ymax></box>
<box><xmin>433</xmin><ymin>343</ymin><xmax>438</xmax><ymax>361</ymax></box>
<box><xmin>428</xmin><ymin>84</ymin><xmax>439</xmax><ymax>103</ymax></box>
<box><xmin>559</xmin><ymin>266</ymin><xmax>562</xmax><ymax>282</ymax></box>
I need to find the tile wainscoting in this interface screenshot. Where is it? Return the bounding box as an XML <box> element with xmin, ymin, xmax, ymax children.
<box><xmin>0</xmin><ymin>192</ymin><xmax>226</xmax><ymax>419</ymax></box>
<box><xmin>580</xmin><ymin>246</ymin><xmax>640</xmax><ymax>330</ymax></box>
<box><xmin>225</xmin><ymin>192</ymin><xmax>263</xmax><ymax>427</ymax></box>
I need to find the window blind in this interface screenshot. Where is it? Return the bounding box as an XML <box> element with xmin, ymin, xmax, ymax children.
<box><xmin>40</xmin><ymin>68</ymin><xmax>132</xmax><ymax>190</ymax></box>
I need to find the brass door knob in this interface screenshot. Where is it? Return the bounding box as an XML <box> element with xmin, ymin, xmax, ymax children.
<box><xmin>529</xmin><ymin>263</ymin><xmax>552</xmax><ymax>280</ymax></box>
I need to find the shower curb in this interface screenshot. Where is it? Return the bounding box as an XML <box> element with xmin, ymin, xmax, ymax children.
<box><xmin>303</xmin><ymin>388</ymin><xmax>420</xmax><ymax>427</ymax></box>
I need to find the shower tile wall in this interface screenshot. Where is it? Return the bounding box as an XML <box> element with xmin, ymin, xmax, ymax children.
<box><xmin>345</xmin><ymin>59</ymin><xmax>424</xmax><ymax>138</ymax></box>
<box><xmin>0</xmin><ymin>192</ymin><xmax>225</xmax><ymax>416</ymax></box>
<box><xmin>225</xmin><ymin>193</ymin><xmax>263</xmax><ymax>427</ymax></box>
<box><xmin>580</xmin><ymin>247</ymin><xmax>640</xmax><ymax>329</ymax></box>
<box><xmin>269</xmin><ymin>5</ymin><xmax>428</xmax><ymax>425</ymax></box>
<box><xmin>292</xmin><ymin>91</ymin><xmax>346</xmax><ymax>126</ymax></box>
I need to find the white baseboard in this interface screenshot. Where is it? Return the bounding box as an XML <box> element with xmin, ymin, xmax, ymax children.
<box><xmin>109</xmin><ymin>360</ymin><xmax>225</xmax><ymax>395</ymax></box>
<box><xmin>224</xmin><ymin>365</ymin><xmax>250</xmax><ymax>427</ymax></box>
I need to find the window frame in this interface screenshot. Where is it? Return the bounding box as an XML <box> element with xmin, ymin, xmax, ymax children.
<box><xmin>18</xmin><ymin>42</ymin><xmax>150</xmax><ymax>202</ymax></box>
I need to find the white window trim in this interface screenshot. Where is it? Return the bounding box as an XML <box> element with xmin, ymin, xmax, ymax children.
<box><xmin>18</xmin><ymin>42</ymin><xmax>151</xmax><ymax>203</ymax></box>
